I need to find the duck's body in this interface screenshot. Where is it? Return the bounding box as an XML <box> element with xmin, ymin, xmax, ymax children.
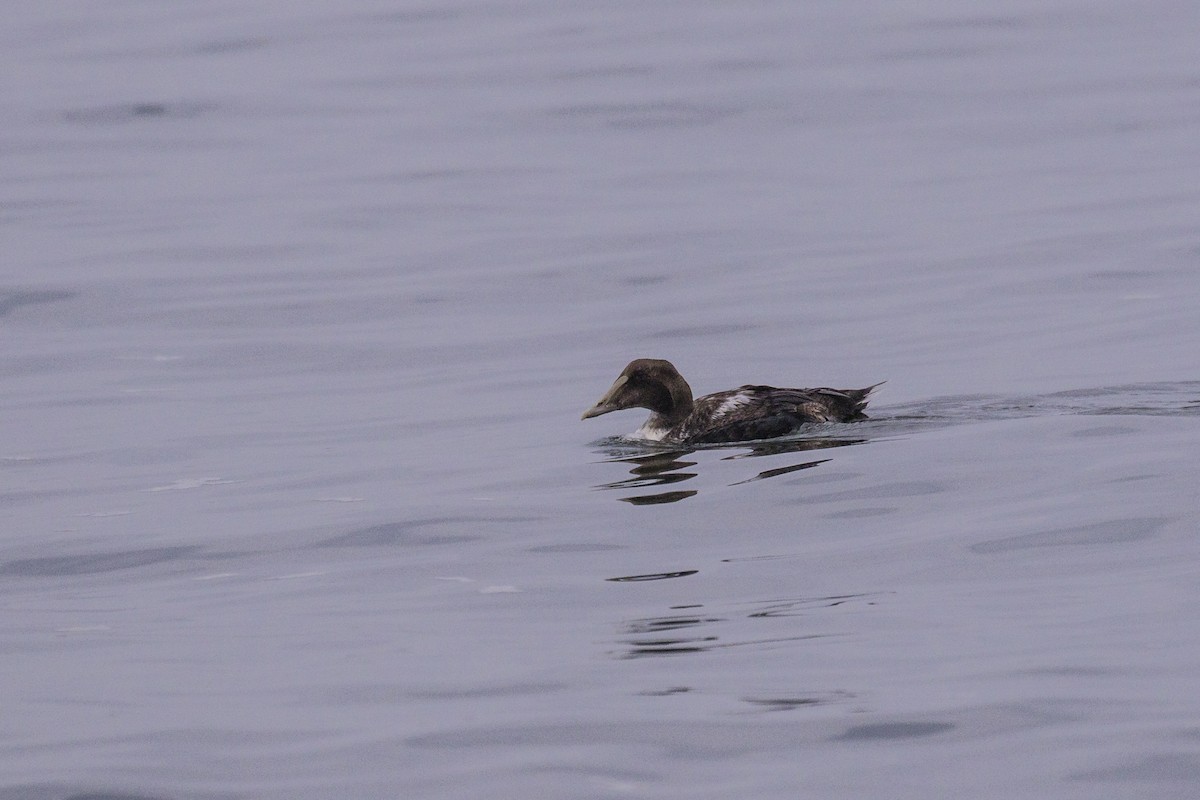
<box><xmin>582</xmin><ymin>359</ymin><xmax>880</xmax><ymax>445</ymax></box>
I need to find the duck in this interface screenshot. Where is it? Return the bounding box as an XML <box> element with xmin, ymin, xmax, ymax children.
<box><xmin>582</xmin><ymin>358</ymin><xmax>881</xmax><ymax>444</ymax></box>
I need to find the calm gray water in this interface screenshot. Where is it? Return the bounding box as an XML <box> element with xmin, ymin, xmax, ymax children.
<box><xmin>4</xmin><ymin>1</ymin><xmax>1200</xmax><ymax>798</ymax></box>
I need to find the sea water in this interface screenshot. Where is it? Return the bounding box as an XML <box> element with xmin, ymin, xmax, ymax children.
<box><xmin>3</xmin><ymin>1</ymin><xmax>1199</xmax><ymax>798</ymax></box>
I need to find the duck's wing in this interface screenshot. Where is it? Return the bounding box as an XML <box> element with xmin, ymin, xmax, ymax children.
<box><xmin>775</xmin><ymin>384</ymin><xmax>880</xmax><ymax>423</ymax></box>
<box><xmin>680</xmin><ymin>384</ymin><xmax>879</xmax><ymax>444</ymax></box>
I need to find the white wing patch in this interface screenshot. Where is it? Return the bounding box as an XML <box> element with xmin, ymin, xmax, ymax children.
<box><xmin>713</xmin><ymin>392</ymin><xmax>753</xmax><ymax>420</ymax></box>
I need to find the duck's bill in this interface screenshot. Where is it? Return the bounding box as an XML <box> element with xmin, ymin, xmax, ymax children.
<box><xmin>581</xmin><ymin>375</ymin><xmax>626</xmax><ymax>420</ymax></box>
<box><xmin>581</xmin><ymin>402</ymin><xmax>616</xmax><ymax>420</ymax></box>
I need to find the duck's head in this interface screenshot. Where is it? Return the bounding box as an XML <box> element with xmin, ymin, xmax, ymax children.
<box><xmin>582</xmin><ymin>358</ymin><xmax>694</xmax><ymax>421</ymax></box>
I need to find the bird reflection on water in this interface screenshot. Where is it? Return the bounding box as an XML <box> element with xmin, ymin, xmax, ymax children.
<box><xmin>593</xmin><ymin>436</ymin><xmax>868</xmax><ymax>505</ymax></box>
<box><xmin>615</xmin><ymin>593</ymin><xmax>881</xmax><ymax>660</ymax></box>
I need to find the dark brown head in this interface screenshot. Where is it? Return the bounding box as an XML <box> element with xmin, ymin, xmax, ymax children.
<box><xmin>581</xmin><ymin>359</ymin><xmax>694</xmax><ymax>422</ymax></box>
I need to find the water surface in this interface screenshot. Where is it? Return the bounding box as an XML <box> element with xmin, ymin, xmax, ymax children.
<box><xmin>3</xmin><ymin>1</ymin><xmax>1200</xmax><ymax>798</ymax></box>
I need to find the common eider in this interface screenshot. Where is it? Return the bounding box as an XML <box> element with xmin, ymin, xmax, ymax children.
<box><xmin>582</xmin><ymin>358</ymin><xmax>881</xmax><ymax>445</ymax></box>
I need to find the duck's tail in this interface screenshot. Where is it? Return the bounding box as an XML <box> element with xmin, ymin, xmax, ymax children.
<box><xmin>836</xmin><ymin>381</ymin><xmax>885</xmax><ymax>421</ymax></box>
